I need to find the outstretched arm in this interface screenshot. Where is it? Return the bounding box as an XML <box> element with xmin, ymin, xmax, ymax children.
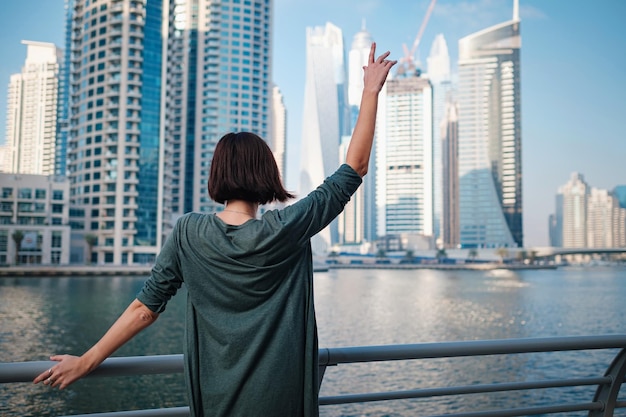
<box><xmin>345</xmin><ymin>42</ymin><xmax>397</xmax><ymax>177</ymax></box>
<box><xmin>33</xmin><ymin>299</ymin><xmax>158</xmax><ymax>389</ymax></box>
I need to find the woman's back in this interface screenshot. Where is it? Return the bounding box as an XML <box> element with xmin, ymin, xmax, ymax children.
<box><xmin>138</xmin><ymin>165</ymin><xmax>363</xmax><ymax>416</ymax></box>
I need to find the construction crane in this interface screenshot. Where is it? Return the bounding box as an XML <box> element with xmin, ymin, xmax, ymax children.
<box><xmin>397</xmin><ymin>0</ymin><xmax>438</xmax><ymax>76</ymax></box>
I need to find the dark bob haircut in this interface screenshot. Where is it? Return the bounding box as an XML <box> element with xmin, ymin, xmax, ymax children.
<box><xmin>208</xmin><ymin>132</ymin><xmax>295</xmax><ymax>204</ymax></box>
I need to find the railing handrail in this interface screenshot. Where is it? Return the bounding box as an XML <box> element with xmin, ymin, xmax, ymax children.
<box><xmin>4</xmin><ymin>334</ymin><xmax>626</xmax><ymax>384</ymax></box>
<box><xmin>320</xmin><ymin>334</ymin><xmax>626</xmax><ymax>365</ymax></box>
<box><xmin>1</xmin><ymin>334</ymin><xmax>625</xmax><ymax>417</ymax></box>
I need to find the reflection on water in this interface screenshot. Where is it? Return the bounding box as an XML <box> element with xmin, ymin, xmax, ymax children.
<box><xmin>1</xmin><ymin>267</ymin><xmax>625</xmax><ymax>416</ymax></box>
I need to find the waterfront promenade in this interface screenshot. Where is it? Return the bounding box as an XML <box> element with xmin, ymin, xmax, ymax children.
<box><xmin>0</xmin><ymin>261</ymin><xmax>557</xmax><ymax>277</ymax></box>
<box><xmin>0</xmin><ymin>264</ymin><xmax>152</xmax><ymax>277</ymax></box>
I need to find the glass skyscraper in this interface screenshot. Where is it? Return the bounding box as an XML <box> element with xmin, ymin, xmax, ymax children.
<box><xmin>345</xmin><ymin>24</ymin><xmax>373</xmax><ymax>244</ymax></box>
<box><xmin>426</xmin><ymin>33</ymin><xmax>453</xmax><ymax>246</ymax></box>
<box><xmin>162</xmin><ymin>0</ymin><xmax>274</xmax><ymax>235</ymax></box>
<box><xmin>300</xmin><ymin>22</ymin><xmax>348</xmax><ymax>252</ymax></box>
<box><xmin>457</xmin><ymin>1</ymin><xmax>522</xmax><ymax>248</ymax></box>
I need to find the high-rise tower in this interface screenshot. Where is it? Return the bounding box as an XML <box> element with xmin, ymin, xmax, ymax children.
<box><xmin>162</xmin><ymin>0</ymin><xmax>274</xmax><ymax>235</ymax></box>
<box><xmin>441</xmin><ymin>99</ymin><xmax>459</xmax><ymax>249</ymax></box>
<box><xmin>457</xmin><ymin>0</ymin><xmax>522</xmax><ymax>248</ymax></box>
<box><xmin>383</xmin><ymin>73</ymin><xmax>434</xmax><ymax>237</ymax></box>
<box><xmin>344</xmin><ymin>22</ymin><xmax>374</xmax><ymax>244</ymax></box>
<box><xmin>558</xmin><ymin>173</ymin><xmax>589</xmax><ymax>248</ymax></box>
<box><xmin>300</xmin><ymin>22</ymin><xmax>348</xmax><ymax>252</ymax></box>
<box><xmin>66</xmin><ymin>0</ymin><xmax>165</xmax><ymax>264</ymax></box>
<box><xmin>426</xmin><ymin>33</ymin><xmax>453</xmax><ymax>246</ymax></box>
<box><xmin>270</xmin><ymin>84</ymin><xmax>287</xmax><ymax>183</ymax></box>
<box><xmin>3</xmin><ymin>41</ymin><xmax>61</xmax><ymax>175</ymax></box>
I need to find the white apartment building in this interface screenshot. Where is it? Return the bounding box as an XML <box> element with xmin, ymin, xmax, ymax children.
<box><xmin>3</xmin><ymin>41</ymin><xmax>61</xmax><ymax>175</ymax></box>
<box><xmin>383</xmin><ymin>75</ymin><xmax>434</xmax><ymax>237</ymax></box>
<box><xmin>0</xmin><ymin>173</ymin><xmax>71</xmax><ymax>265</ymax></box>
<box><xmin>555</xmin><ymin>173</ymin><xmax>626</xmax><ymax>248</ymax></box>
<box><xmin>559</xmin><ymin>173</ymin><xmax>589</xmax><ymax>248</ymax></box>
<box><xmin>587</xmin><ymin>188</ymin><xmax>626</xmax><ymax>248</ymax></box>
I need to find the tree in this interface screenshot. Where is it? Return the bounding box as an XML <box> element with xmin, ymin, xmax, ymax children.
<box><xmin>495</xmin><ymin>247</ymin><xmax>509</xmax><ymax>264</ymax></box>
<box><xmin>467</xmin><ymin>249</ymin><xmax>478</xmax><ymax>263</ymax></box>
<box><xmin>376</xmin><ymin>248</ymin><xmax>386</xmax><ymax>259</ymax></box>
<box><xmin>85</xmin><ymin>234</ymin><xmax>98</xmax><ymax>264</ymax></box>
<box><xmin>436</xmin><ymin>248</ymin><xmax>447</xmax><ymax>264</ymax></box>
<box><xmin>404</xmin><ymin>249</ymin><xmax>414</xmax><ymax>263</ymax></box>
<box><xmin>11</xmin><ymin>230</ymin><xmax>24</xmax><ymax>265</ymax></box>
<box><xmin>528</xmin><ymin>250</ymin><xmax>537</xmax><ymax>265</ymax></box>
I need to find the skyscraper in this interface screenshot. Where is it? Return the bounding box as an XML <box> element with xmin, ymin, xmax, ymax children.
<box><xmin>614</xmin><ymin>185</ymin><xmax>626</xmax><ymax>209</ymax></box>
<box><xmin>587</xmin><ymin>188</ymin><xmax>622</xmax><ymax>248</ymax></box>
<box><xmin>383</xmin><ymin>74</ymin><xmax>434</xmax><ymax>237</ymax></box>
<box><xmin>347</xmin><ymin>21</ymin><xmax>372</xmax><ymax>126</ymax></box>
<box><xmin>457</xmin><ymin>0</ymin><xmax>523</xmax><ymax>248</ymax></box>
<box><xmin>300</xmin><ymin>22</ymin><xmax>348</xmax><ymax>251</ymax></box>
<box><xmin>558</xmin><ymin>173</ymin><xmax>589</xmax><ymax>248</ymax></box>
<box><xmin>3</xmin><ymin>41</ymin><xmax>61</xmax><ymax>175</ymax></box>
<box><xmin>56</xmin><ymin>0</ymin><xmax>76</xmax><ymax>177</ymax></box>
<box><xmin>345</xmin><ymin>23</ymin><xmax>374</xmax><ymax>243</ymax></box>
<box><xmin>162</xmin><ymin>0</ymin><xmax>274</xmax><ymax>231</ymax></box>
<box><xmin>554</xmin><ymin>174</ymin><xmax>626</xmax><ymax>249</ymax></box>
<box><xmin>270</xmin><ymin>84</ymin><xmax>287</xmax><ymax>183</ymax></box>
<box><xmin>426</xmin><ymin>33</ymin><xmax>453</xmax><ymax>246</ymax></box>
<box><xmin>441</xmin><ymin>99</ymin><xmax>459</xmax><ymax>249</ymax></box>
<box><xmin>66</xmin><ymin>0</ymin><xmax>165</xmax><ymax>264</ymax></box>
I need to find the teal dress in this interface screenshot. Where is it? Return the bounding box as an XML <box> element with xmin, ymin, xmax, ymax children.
<box><xmin>137</xmin><ymin>164</ymin><xmax>362</xmax><ymax>416</ymax></box>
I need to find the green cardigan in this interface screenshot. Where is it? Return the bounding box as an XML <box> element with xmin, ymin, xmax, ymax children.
<box><xmin>137</xmin><ymin>164</ymin><xmax>362</xmax><ymax>416</ymax></box>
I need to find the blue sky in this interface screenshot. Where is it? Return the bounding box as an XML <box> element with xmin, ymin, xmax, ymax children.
<box><xmin>1</xmin><ymin>0</ymin><xmax>625</xmax><ymax>247</ymax></box>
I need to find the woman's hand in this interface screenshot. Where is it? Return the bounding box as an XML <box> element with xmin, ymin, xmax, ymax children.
<box><xmin>33</xmin><ymin>354</ymin><xmax>92</xmax><ymax>390</ymax></box>
<box><xmin>362</xmin><ymin>42</ymin><xmax>397</xmax><ymax>95</ymax></box>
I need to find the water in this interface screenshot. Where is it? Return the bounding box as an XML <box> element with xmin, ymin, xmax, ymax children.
<box><xmin>1</xmin><ymin>266</ymin><xmax>625</xmax><ymax>416</ymax></box>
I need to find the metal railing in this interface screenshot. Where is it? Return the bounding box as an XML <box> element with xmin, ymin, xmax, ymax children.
<box><xmin>1</xmin><ymin>335</ymin><xmax>625</xmax><ymax>417</ymax></box>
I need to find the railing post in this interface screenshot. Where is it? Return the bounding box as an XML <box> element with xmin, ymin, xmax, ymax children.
<box><xmin>589</xmin><ymin>348</ymin><xmax>626</xmax><ymax>417</ymax></box>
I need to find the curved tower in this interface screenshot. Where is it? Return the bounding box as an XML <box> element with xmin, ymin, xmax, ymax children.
<box><xmin>300</xmin><ymin>22</ymin><xmax>348</xmax><ymax>252</ymax></box>
<box><xmin>457</xmin><ymin>2</ymin><xmax>522</xmax><ymax>248</ymax></box>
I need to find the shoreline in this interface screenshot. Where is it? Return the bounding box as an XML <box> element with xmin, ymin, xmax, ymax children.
<box><xmin>326</xmin><ymin>263</ymin><xmax>558</xmax><ymax>271</ymax></box>
<box><xmin>0</xmin><ymin>265</ymin><xmax>152</xmax><ymax>277</ymax></box>
<box><xmin>0</xmin><ymin>262</ymin><xmax>559</xmax><ymax>277</ymax></box>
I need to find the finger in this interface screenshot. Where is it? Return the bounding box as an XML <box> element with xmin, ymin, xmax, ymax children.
<box><xmin>376</xmin><ymin>51</ymin><xmax>391</xmax><ymax>63</ymax></box>
<box><xmin>368</xmin><ymin>42</ymin><xmax>376</xmax><ymax>64</ymax></box>
<box><xmin>33</xmin><ymin>368</ymin><xmax>52</xmax><ymax>384</ymax></box>
<box><xmin>386</xmin><ymin>59</ymin><xmax>398</xmax><ymax>68</ymax></box>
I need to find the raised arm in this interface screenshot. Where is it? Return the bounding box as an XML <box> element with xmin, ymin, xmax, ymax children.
<box><xmin>345</xmin><ymin>42</ymin><xmax>397</xmax><ymax>177</ymax></box>
<box><xmin>33</xmin><ymin>299</ymin><xmax>158</xmax><ymax>389</ymax></box>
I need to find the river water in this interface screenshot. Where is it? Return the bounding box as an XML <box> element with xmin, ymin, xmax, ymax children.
<box><xmin>1</xmin><ymin>266</ymin><xmax>625</xmax><ymax>416</ymax></box>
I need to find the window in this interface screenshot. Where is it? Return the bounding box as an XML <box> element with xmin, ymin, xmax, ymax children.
<box><xmin>51</xmin><ymin>231</ymin><xmax>63</xmax><ymax>248</ymax></box>
<box><xmin>18</xmin><ymin>188</ymin><xmax>32</xmax><ymax>199</ymax></box>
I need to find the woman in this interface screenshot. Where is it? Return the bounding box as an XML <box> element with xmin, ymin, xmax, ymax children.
<box><xmin>34</xmin><ymin>43</ymin><xmax>396</xmax><ymax>416</ymax></box>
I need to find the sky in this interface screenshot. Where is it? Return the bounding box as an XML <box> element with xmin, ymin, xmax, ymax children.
<box><xmin>1</xmin><ymin>0</ymin><xmax>625</xmax><ymax>247</ymax></box>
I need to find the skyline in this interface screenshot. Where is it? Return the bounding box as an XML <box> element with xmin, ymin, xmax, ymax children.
<box><xmin>1</xmin><ymin>0</ymin><xmax>625</xmax><ymax>247</ymax></box>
